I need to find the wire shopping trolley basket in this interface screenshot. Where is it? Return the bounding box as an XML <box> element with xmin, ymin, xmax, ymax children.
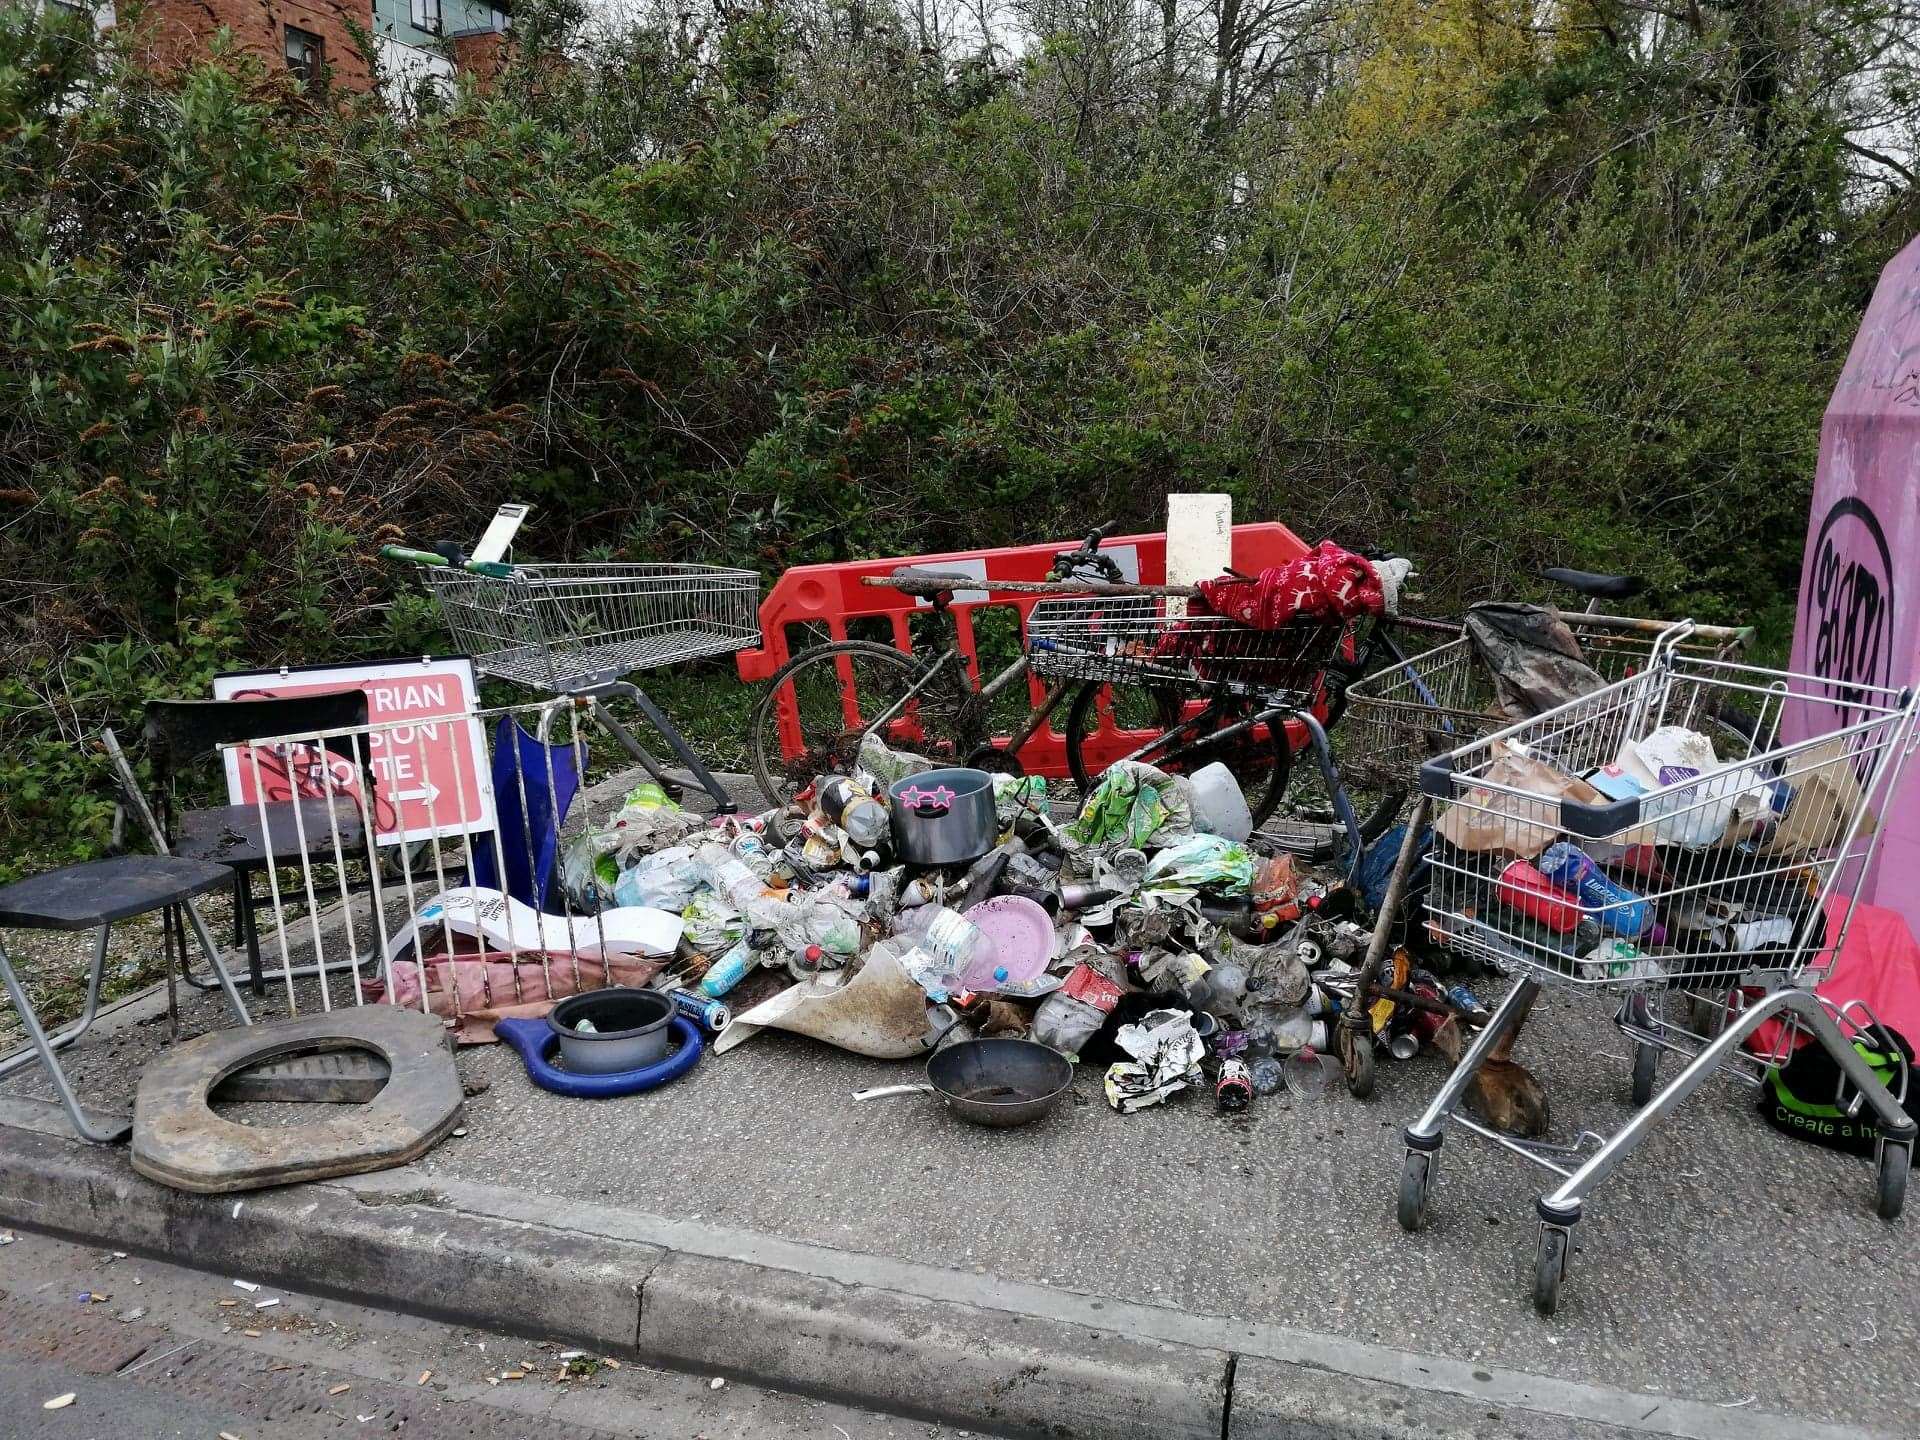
<box><xmin>1340</xmin><ymin>611</ymin><xmax>1753</xmax><ymax>795</ymax></box>
<box><xmin>420</xmin><ymin>562</ymin><xmax>759</xmax><ymax>695</ymax></box>
<box><xmin>1394</xmin><ymin>632</ymin><xmax>1920</xmax><ymax>1313</ymax></box>
<box><xmin>384</xmin><ymin>540</ymin><xmax>760</xmax><ymax>813</ymax></box>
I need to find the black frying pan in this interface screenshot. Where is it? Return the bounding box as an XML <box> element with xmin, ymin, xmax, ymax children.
<box><xmin>852</xmin><ymin>1037</ymin><xmax>1074</xmax><ymax>1128</ymax></box>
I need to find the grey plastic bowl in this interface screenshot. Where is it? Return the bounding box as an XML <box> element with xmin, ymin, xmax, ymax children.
<box><xmin>547</xmin><ymin>988</ymin><xmax>675</xmax><ymax>1074</ymax></box>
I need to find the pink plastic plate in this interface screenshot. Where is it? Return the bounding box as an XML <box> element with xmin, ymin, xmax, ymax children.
<box><xmin>960</xmin><ymin>896</ymin><xmax>1055</xmax><ymax>991</ymax></box>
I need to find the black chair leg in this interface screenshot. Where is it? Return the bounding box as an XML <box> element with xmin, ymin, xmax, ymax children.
<box><xmin>241</xmin><ymin>876</ymin><xmax>265</xmax><ymax>997</ymax></box>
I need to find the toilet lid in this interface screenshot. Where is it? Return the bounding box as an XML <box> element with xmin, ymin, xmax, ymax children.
<box><xmin>131</xmin><ymin>1006</ymin><xmax>464</xmax><ymax>1194</ymax></box>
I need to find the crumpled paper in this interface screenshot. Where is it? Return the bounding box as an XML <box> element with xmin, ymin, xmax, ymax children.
<box><xmin>1103</xmin><ymin>1008</ymin><xmax>1206</xmax><ymax>1113</ymax></box>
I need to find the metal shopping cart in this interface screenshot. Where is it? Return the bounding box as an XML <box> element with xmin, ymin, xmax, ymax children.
<box><xmin>1339</xmin><ymin>612</ymin><xmax>1754</xmax><ymax>794</ymax></box>
<box><xmin>1391</xmin><ymin>631</ymin><xmax>1920</xmax><ymax>1313</ymax></box>
<box><xmin>384</xmin><ymin>542</ymin><xmax>759</xmax><ymax>812</ymax></box>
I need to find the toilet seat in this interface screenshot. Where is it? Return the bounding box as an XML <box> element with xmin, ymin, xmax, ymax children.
<box><xmin>132</xmin><ymin>1006</ymin><xmax>463</xmax><ymax>1194</ymax></box>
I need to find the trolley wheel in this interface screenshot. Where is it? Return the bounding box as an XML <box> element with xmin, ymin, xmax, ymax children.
<box><xmin>1876</xmin><ymin>1139</ymin><xmax>1911</xmax><ymax>1221</ymax></box>
<box><xmin>1630</xmin><ymin>1043</ymin><xmax>1658</xmax><ymax>1108</ymax></box>
<box><xmin>1339</xmin><ymin>1022</ymin><xmax>1376</xmax><ymax>1100</ymax></box>
<box><xmin>1533</xmin><ymin>1225</ymin><xmax>1569</xmax><ymax>1316</ymax></box>
<box><xmin>1396</xmin><ymin>1150</ymin><xmax>1431</xmax><ymax>1233</ymax></box>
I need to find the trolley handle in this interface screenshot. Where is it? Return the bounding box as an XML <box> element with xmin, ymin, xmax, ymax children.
<box><xmin>380</xmin><ymin>544</ymin><xmax>517</xmax><ymax>580</ymax></box>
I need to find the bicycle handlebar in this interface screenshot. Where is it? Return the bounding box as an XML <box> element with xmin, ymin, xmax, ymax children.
<box><xmin>380</xmin><ymin>544</ymin><xmax>517</xmax><ymax>579</ymax></box>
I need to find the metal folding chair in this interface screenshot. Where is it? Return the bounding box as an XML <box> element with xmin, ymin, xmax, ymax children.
<box><xmin>0</xmin><ymin>850</ymin><xmax>247</xmax><ymax>1142</ymax></box>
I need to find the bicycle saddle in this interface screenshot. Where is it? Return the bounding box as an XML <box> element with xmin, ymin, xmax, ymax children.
<box><xmin>1541</xmin><ymin>567</ymin><xmax>1646</xmax><ymax>602</ymax></box>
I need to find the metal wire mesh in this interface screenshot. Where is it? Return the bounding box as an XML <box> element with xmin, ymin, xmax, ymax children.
<box><xmin>222</xmin><ymin>698</ymin><xmax>697</xmax><ymax>1028</ymax></box>
<box><xmin>1340</xmin><ymin>616</ymin><xmax>1747</xmax><ymax>792</ymax></box>
<box><xmin>421</xmin><ymin>563</ymin><xmax>760</xmax><ymax>694</ymax></box>
<box><xmin>1024</xmin><ymin>593</ymin><xmax>1346</xmax><ymax>703</ymax></box>
<box><xmin>1420</xmin><ymin>652</ymin><xmax>1919</xmax><ymax>1012</ymax></box>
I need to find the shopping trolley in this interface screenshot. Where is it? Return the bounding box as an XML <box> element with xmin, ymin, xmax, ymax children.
<box><xmin>1389</xmin><ymin>630</ymin><xmax>1920</xmax><ymax>1313</ymax></box>
<box><xmin>384</xmin><ymin>543</ymin><xmax>759</xmax><ymax>812</ymax></box>
<box><xmin>1270</xmin><ymin>610</ymin><xmax>1752</xmax><ymax>1099</ymax></box>
<box><xmin>1339</xmin><ymin>612</ymin><xmax>1754</xmax><ymax>794</ymax></box>
<box><xmin>1024</xmin><ymin>593</ymin><xmax>1374</xmax><ymax>864</ymax></box>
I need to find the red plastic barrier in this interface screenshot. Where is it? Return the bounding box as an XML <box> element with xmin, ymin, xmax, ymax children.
<box><xmin>737</xmin><ymin>524</ymin><xmax>1311</xmax><ymax>778</ymax></box>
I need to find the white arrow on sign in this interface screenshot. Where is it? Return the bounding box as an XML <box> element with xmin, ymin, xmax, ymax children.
<box><xmin>387</xmin><ymin>782</ymin><xmax>442</xmax><ymax>806</ymax></box>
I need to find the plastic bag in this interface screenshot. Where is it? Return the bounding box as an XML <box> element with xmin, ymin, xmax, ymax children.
<box><xmin>1066</xmin><ymin>761</ymin><xmax>1193</xmax><ymax>849</ymax></box>
<box><xmin>1612</xmin><ymin>726</ymin><xmax>1744</xmax><ymax>850</ymax></box>
<box><xmin>855</xmin><ymin>732</ymin><xmax>937</xmax><ymax>787</ymax></box>
<box><xmin>558</xmin><ymin>783</ymin><xmax>701</xmax><ymax>909</ymax></box>
<box><xmin>993</xmin><ymin>773</ymin><xmax>1051</xmax><ymax>833</ymax></box>
<box><xmin>611</xmin><ymin>845</ymin><xmax>702</xmax><ymax>911</ymax></box>
<box><xmin>1432</xmin><ymin>742</ymin><xmax>1604</xmax><ymax>858</ymax></box>
<box><xmin>1033</xmin><ymin>951</ymin><xmax>1126</xmax><ymax>1055</ymax></box>
<box><xmin>1140</xmin><ymin>834</ymin><xmax>1255</xmax><ymax>899</ymax></box>
<box><xmin>681</xmin><ymin>889</ymin><xmax>745</xmax><ymax>953</ymax></box>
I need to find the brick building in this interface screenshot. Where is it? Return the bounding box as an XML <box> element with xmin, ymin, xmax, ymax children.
<box><xmin>44</xmin><ymin>0</ymin><xmax>511</xmax><ymax>99</ymax></box>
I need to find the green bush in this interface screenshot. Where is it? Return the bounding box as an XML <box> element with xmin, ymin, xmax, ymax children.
<box><xmin>0</xmin><ymin>1</ymin><xmax>1907</xmax><ymax>873</ymax></box>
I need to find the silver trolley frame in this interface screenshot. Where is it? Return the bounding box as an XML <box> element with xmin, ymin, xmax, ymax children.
<box><xmin>1392</xmin><ymin>627</ymin><xmax>1920</xmax><ymax>1313</ymax></box>
<box><xmin>414</xmin><ymin>560</ymin><xmax>760</xmax><ymax>812</ymax></box>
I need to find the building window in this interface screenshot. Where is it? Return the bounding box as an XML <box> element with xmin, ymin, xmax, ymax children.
<box><xmin>284</xmin><ymin>25</ymin><xmax>324</xmax><ymax>87</ymax></box>
<box><xmin>411</xmin><ymin>0</ymin><xmax>441</xmax><ymax>35</ymax></box>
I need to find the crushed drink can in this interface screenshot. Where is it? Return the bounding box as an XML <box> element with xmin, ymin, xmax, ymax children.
<box><xmin>666</xmin><ymin>989</ymin><xmax>731</xmax><ymax>1034</ymax></box>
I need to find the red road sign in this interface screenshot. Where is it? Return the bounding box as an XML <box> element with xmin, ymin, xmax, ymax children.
<box><xmin>212</xmin><ymin>658</ymin><xmax>495</xmax><ymax>846</ymax></box>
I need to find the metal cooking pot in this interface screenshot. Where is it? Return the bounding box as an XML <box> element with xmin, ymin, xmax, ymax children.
<box><xmin>887</xmin><ymin>767</ymin><xmax>998</xmax><ymax>867</ymax></box>
<box><xmin>851</xmin><ymin>1037</ymin><xmax>1074</xmax><ymax>1128</ymax></box>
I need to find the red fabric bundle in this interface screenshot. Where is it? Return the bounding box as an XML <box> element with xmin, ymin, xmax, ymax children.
<box><xmin>1194</xmin><ymin>541</ymin><xmax>1383</xmax><ymax>630</ymax></box>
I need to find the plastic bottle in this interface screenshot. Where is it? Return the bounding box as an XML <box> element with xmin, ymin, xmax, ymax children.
<box><xmin>694</xmin><ymin>842</ymin><xmax>772</xmax><ymax>911</ymax></box>
<box><xmin>1267</xmin><ymin>1009</ymin><xmax>1328</xmax><ymax>1054</ymax></box>
<box><xmin>697</xmin><ymin>936</ymin><xmax>757</xmax><ymax>998</ymax></box>
<box><xmin>1497</xmin><ymin>858</ymin><xmax>1585</xmax><ymax>933</ymax></box>
<box><xmin>817</xmin><ymin>775</ymin><xmax>890</xmax><ymax>850</ymax></box>
<box><xmin>1538</xmin><ymin>842</ymin><xmax>1651</xmax><ymax>937</ymax></box>
<box><xmin>893</xmin><ymin>904</ymin><xmax>997</xmax><ymax>979</ymax></box>
<box><xmin>1182</xmin><ymin>960</ymin><xmax>1248</xmax><ymax>1016</ymax></box>
<box><xmin>1248</xmin><ymin>1056</ymin><xmax>1285</xmax><ymax>1096</ymax></box>
<box><xmin>787</xmin><ymin>942</ymin><xmax>831</xmax><ymax>981</ymax></box>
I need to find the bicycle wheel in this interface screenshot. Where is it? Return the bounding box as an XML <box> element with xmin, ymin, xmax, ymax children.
<box><xmin>749</xmin><ymin>641</ymin><xmax>970</xmax><ymax>804</ymax></box>
<box><xmin>1062</xmin><ymin>682</ymin><xmax>1290</xmax><ymax>828</ymax></box>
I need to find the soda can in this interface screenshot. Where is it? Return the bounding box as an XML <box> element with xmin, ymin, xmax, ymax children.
<box><xmin>666</xmin><ymin>988</ymin><xmax>732</xmax><ymax>1034</ymax></box>
<box><xmin>1388</xmin><ymin>1032</ymin><xmax>1420</xmax><ymax>1061</ymax></box>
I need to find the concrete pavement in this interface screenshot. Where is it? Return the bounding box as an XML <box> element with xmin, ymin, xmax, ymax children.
<box><xmin>0</xmin><ymin>966</ymin><xmax>1909</xmax><ymax>1438</ymax></box>
<box><xmin>0</xmin><ymin>764</ymin><xmax>1911</xmax><ymax>1437</ymax></box>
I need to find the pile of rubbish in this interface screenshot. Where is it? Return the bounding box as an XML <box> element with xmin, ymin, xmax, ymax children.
<box><xmin>498</xmin><ymin>735</ymin><xmax>1471</xmax><ymax>1115</ymax></box>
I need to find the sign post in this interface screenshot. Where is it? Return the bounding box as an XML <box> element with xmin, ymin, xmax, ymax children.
<box><xmin>1789</xmin><ymin>233</ymin><xmax>1920</xmax><ymax>932</ymax></box>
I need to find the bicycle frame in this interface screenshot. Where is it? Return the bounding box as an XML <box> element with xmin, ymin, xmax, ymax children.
<box><xmin>859</xmin><ymin>644</ymin><xmax>1077</xmax><ymax>765</ymax></box>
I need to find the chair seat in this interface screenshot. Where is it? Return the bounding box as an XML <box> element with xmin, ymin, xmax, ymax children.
<box><xmin>176</xmin><ymin>798</ymin><xmax>366</xmax><ymax>870</ymax></box>
<box><xmin>0</xmin><ymin>855</ymin><xmax>234</xmax><ymax>931</ymax></box>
